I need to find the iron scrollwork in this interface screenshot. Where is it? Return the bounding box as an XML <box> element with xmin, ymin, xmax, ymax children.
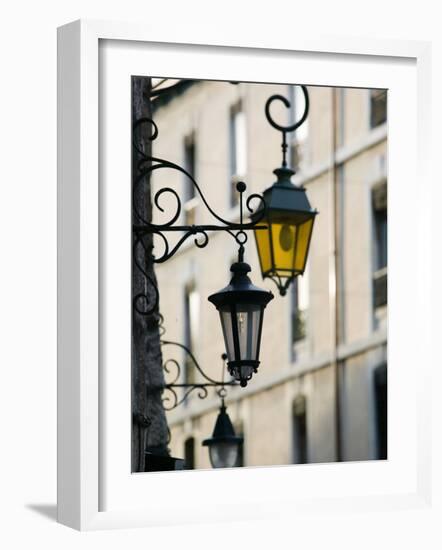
<box><xmin>132</xmin><ymin>112</ymin><xmax>262</xmax><ymax>409</ymax></box>
<box><xmin>132</xmin><ymin>117</ymin><xmax>267</xmax><ymax>269</ymax></box>
<box><xmin>143</xmin><ymin>314</ymin><xmax>236</xmax><ymax>410</ymax></box>
<box><xmin>159</xmin><ymin>341</ymin><xmax>236</xmax><ymax>411</ymax></box>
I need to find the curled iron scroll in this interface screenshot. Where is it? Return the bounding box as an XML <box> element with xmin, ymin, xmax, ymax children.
<box><xmin>264</xmin><ymin>85</ymin><xmax>310</xmax><ymax>134</ymax></box>
<box><xmin>159</xmin><ymin>341</ymin><xmax>238</xmax><ymax>411</ymax></box>
<box><xmin>132</xmin><ymin>233</ymin><xmax>160</xmax><ymax>316</ymax></box>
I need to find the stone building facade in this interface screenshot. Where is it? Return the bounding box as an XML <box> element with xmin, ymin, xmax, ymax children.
<box><xmin>150</xmin><ymin>79</ymin><xmax>387</xmax><ymax>468</ymax></box>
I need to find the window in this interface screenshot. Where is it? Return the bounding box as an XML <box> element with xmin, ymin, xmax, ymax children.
<box><xmin>292</xmin><ymin>395</ymin><xmax>308</xmax><ymax>464</ymax></box>
<box><xmin>373</xmin><ymin>364</ymin><xmax>387</xmax><ymax>460</ymax></box>
<box><xmin>370</xmin><ymin>89</ymin><xmax>387</xmax><ymax>129</ymax></box>
<box><xmin>229</xmin><ymin>101</ymin><xmax>247</xmax><ymax>206</ymax></box>
<box><xmin>291</xmin><ymin>271</ymin><xmax>309</xmax><ymax>347</ymax></box>
<box><xmin>234</xmin><ymin>421</ymin><xmax>245</xmax><ymax>467</ymax></box>
<box><xmin>289</xmin><ymin>85</ymin><xmax>309</xmax><ymax>171</ymax></box>
<box><xmin>183</xmin><ymin>132</ymin><xmax>197</xmax><ymax>225</ymax></box>
<box><xmin>184</xmin><ymin>133</ymin><xmax>196</xmax><ymax>188</ymax></box>
<box><xmin>184</xmin><ymin>437</ymin><xmax>195</xmax><ymax>469</ymax></box>
<box><xmin>372</xmin><ymin>180</ymin><xmax>387</xmax><ymax>309</ymax></box>
<box><xmin>183</xmin><ymin>283</ymin><xmax>200</xmax><ymax>386</ymax></box>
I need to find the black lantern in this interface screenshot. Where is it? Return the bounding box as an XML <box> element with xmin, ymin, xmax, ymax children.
<box><xmin>253</xmin><ymin>89</ymin><xmax>318</xmax><ymax>297</ymax></box>
<box><xmin>208</xmin><ymin>262</ymin><xmax>273</xmax><ymax>387</ymax></box>
<box><xmin>252</xmin><ymin>166</ymin><xmax>317</xmax><ymax>296</ymax></box>
<box><xmin>202</xmin><ymin>401</ymin><xmax>244</xmax><ymax>468</ymax></box>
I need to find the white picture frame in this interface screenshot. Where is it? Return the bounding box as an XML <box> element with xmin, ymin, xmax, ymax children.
<box><xmin>57</xmin><ymin>19</ymin><xmax>432</xmax><ymax>531</ymax></box>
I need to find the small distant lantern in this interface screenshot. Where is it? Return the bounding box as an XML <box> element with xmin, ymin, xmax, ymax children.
<box><xmin>202</xmin><ymin>401</ymin><xmax>244</xmax><ymax>468</ymax></box>
<box><xmin>252</xmin><ymin>166</ymin><xmax>317</xmax><ymax>296</ymax></box>
<box><xmin>208</xmin><ymin>261</ymin><xmax>273</xmax><ymax>387</ymax></box>
<box><xmin>253</xmin><ymin>88</ymin><xmax>318</xmax><ymax>296</ymax></box>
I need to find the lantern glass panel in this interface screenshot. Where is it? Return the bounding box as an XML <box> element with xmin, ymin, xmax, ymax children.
<box><xmin>236</xmin><ymin>303</ymin><xmax>261</xmax><ymax>361</ymax></box>
<box><xmin>294</xmin><ymin>217</ymin><xmax>314</xmax><ymax>272</ymax></box>
<box><xmin>254</xmin><ymin>209</ymin><xmax>315</xmax><ymax>279</ymax></box>
<box><xmin>219</xmin><ymin>304</ymin><xmax>262</xmax><ymax>362</ymax></box>
<box><xmin>254</xmin><ymin>224</ymin><xmax>272</xmax><ymax>274</ymax></box>
<box><xmin>270</xmin><ymin>221</ymin><xmax>297</xmax><ymax>274</ymax></box>
<box><xmin>209</xmin><ymin>441</ymin><xmax>239</xmax><ymax>469</ymax></box>
<box><xmin>220</xmin><ymin>309</ymin><xmax>235</xmax><ymax>362</ymax></box>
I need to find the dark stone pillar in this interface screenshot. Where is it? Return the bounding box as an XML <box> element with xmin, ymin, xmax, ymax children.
<box><xmin>132</xmin><ymin>76</ymin><xmax>169</xmax><ymax>472</ymax></box>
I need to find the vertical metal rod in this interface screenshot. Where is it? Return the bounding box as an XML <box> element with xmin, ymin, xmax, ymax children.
<box><xmin>238</xmin><ymin>245</ymin><xmax>244</xmax><ymax>263</ymax></box>
<box><xmin>238</xmin><ymin>185</ymin><xmax>245</xmax><ymax>263</ymax></box>
<box><xmin>282</xmin><ymin>130</ymin><xmax>288</xmax><ymax>167</ymax></box>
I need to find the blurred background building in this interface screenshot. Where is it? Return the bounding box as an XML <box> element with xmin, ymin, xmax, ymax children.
<box><xmin>149</xmin><ymin>79</ymin><xmax>387</xmax><ymax>468</ymax></box>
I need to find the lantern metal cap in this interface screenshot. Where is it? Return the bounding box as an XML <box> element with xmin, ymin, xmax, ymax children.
<box><xmin>208</xmin><ymin>262</ymin><xmax>274</xmax><ymax>308</ymax></box>
<box><xmin>272</xmin><ymin>166</ymin><xmax>296</xmax><ymax>189</ymax></box>
<box><xmin>253</xmin><ymin>171</ymin><xmax>318</xmax><ymax>220</ymax></box>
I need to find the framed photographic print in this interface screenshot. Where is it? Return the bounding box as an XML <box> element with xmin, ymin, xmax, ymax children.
<box><xmin>57</xmin><ymin>19</ymin><xmax>432</xmax><ymax>530</ymax></box>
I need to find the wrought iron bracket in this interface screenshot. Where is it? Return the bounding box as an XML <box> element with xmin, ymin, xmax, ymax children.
<box><xmin>158</xmin><ymin>341</ymin><xmax>238</xmax><ymax>411</ymax></box>
<box><xmin>132</xmin><ymin>117</ymin><xmax>267</xmax><ymax>265</ymax></box>
<box><xmin>132</xmin><ymin>115</ymin><xmax>269</xmax><ymax>319</ymax></box>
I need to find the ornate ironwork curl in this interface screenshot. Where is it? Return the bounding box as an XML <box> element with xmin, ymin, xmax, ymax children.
<box><xmin>162</xmin><ymin>340</ymin><xmax>229</xmax><ymax>385</ymax></box>
<box><xmin>265</xmin><ymin>88</ymin><xmax>309</xmax><ymax>133</ymax></box>
<box><xmin>133</xmin><ymin>233</ymin><xmax>160</xmax><ymax>316</ymax></box>
<box><xmin>163</xmin><ymin>358</ymin><xmax>181</xmax><ymax>385</ymax></box>
<box><xmin>162</xmin><ymin>385</ymin><xmax>210</xmax><ymax>411</ymax></box>
<box><xmin>150</xmin><ymin>227</ymin><xmax>209</xmax><ymax>264</ymax></box>
<box><xmin>159</xmin><ymin>340</ymin><xmax>237</xmax><ymax>411</ymax></box>
<box><xmin>265</xmin><ymin>85</ymin><xmax>309</xmax><ymax>168</ymax></box>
